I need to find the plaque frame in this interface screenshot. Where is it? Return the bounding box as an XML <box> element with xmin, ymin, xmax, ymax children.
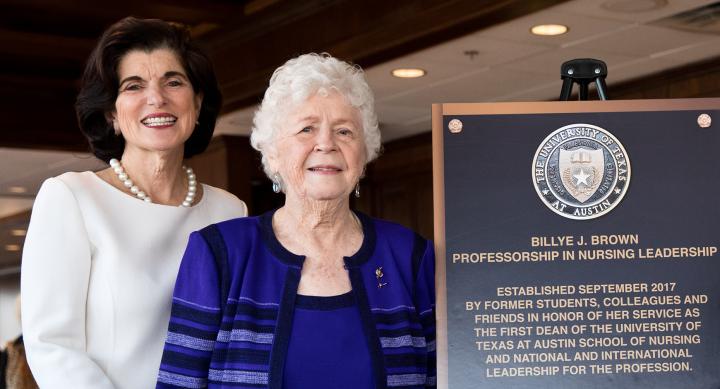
<box><xmin>432</xmin><ymin>98</ymin><xmax>720</xmax><ymax>389</ymax></box>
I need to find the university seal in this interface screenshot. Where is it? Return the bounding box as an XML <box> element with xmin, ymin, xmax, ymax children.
<box><xmin>532</xmin><ymin>123</ymin><xmax>630</xmax><ymax>220</ymax></box>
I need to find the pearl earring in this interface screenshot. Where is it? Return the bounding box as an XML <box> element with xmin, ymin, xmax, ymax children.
<box><xmin>272</xmin><ymin>173</ymin><xmax>282</xmax><ymax>193</ymax></box>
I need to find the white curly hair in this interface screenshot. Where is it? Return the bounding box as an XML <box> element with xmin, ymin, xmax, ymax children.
<box><xmin>250</xmin><ymin>53</ymin><xmax>381</xmax><ymax>178</ymax></box>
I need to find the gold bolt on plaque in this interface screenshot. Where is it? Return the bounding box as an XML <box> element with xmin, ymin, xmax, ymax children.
<box><xmin>698</xmin><ymin>114</ymin><xmax>712</xmax><ymax>128</ymax></box>
<box><xmin>448</xmin><ymin>119</ymin><xmax>463</xmax><ymax>133</ymax></box>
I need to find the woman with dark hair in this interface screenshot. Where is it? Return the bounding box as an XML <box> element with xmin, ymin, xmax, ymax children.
<box><xmin>20</xmin><ymin>17</ymin><xmax>246</xmax><ymax>388</ymax></box>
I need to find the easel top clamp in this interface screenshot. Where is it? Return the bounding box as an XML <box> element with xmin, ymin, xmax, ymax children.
<box><xmin>559</xmin><ymin>58</ymin><xmax>608</xmax><ymax>101</ymax></box>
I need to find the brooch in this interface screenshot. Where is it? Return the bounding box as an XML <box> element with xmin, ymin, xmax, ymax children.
<box><xmin>375</xmin><ymin>267</ymin><xmax>388</xmax><ymax>289</ymax></box>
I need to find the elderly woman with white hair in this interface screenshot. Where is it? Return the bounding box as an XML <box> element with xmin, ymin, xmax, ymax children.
<box><xmin>157</xmin><ymin>53</ymin><xmax>436</xmax><ymax>389</ymax></box>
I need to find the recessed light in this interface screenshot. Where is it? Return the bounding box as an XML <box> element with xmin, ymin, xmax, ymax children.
<box><xmin>5</xmin><ymin>244</ymin><xmax>21</xmax><ymax>252</ymax></box>
<box><xmin>530</xmin><ymin>24</ymin><xmax>569</xmax><ymax>36</ymax></box>
<box><xmin>10</xmin><ymin>229</ymin><xmax>26</xmax><ymax>237</ymax></box>
<box><xmin>391</xmin><ymin>68</ymin><xmax>426</xmax><ymax>78</ymax></box>
<box><xmin>8</xmin><ymin>186</ymin><xmax>27</xmax><ymax>194</ymax></box>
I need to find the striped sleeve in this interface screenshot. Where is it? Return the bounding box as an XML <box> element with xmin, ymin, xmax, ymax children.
<box><xmin>414</xmin><ymin>239</ymin><xmax>437</xmax><ymax>388</ymax></box>
<box><xmin>157</xmin><ymin>231</ymin><xmax>223</xmax><ymax>388</ymax></box>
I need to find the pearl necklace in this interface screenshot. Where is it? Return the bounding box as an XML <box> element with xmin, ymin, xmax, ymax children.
<box><xmin>108</xmin><ymin>158</ymin><xmax>197</xmax><ymax>207</ymax></box>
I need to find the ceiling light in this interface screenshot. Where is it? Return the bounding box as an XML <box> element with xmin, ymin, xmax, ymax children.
<box><xmin>5</xmin><ymin>244</ymin><xmax>20</xmax><ymax>252</ymax></box>
<box><xmin>530</xmin><ymin>24</ymin><xmax>569</xmax><ymax>36</ymax></box>
<box><xmin>8</xmin><ymin>186</ymin><xmax>27</xmax><ymax>194</ymax></box>
<box><xmin>10</xmin><ymin>229</ymin><xmax>26</xmax><ymax>237</ymax></box>
<box><xmin>391</xmin><ymin>68</ymin><xmax>426</xmax><ymax>78</ymax></box>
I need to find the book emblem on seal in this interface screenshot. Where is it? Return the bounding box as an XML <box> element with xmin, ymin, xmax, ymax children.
<box><xmin>532</xmin><ymin>123</ymin><xmax>631</xmax><ymax>220</ymax></box>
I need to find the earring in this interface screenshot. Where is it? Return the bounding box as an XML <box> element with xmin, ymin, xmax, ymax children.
<box><xmin>354</xmin><ymin>183</ymin><xmax>360</xmax><ymax>198</ymax></box>
<box><xmin>272</xmin><ymin>173</ymin><xmax>282</xmax><ymax>193</ymax></box>
<box><xmin>112</xmin><ymin>120</ymin><xmax>120</xmax><ymax>136</ymax></box>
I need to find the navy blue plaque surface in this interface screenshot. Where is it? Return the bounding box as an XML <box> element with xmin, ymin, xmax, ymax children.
<box><xmin>434</xmin><ymin>99</ymin><xmax>720</xmax><ymax>389</ymax></box>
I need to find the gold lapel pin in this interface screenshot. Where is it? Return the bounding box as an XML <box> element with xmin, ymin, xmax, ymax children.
<box><xmin>375</xmin><ymin>267</ymin><xmax>388</xmax><ymax>288</ymax></box>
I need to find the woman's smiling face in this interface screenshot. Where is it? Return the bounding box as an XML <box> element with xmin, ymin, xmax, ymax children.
<box><xmin>113</xmin><ymin>48</ymin><xmax>202</xmax><ymax>155</ymax></box>
<box><xmin>268</xmin><ymin>91</ymin><xmax>367</xmax><ymax>202</ymax></box>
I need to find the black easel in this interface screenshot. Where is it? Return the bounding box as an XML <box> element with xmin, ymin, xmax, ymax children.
<box><xmin>559</xmin><ymin>58</ymin><xmax>608</xmax><ymax>101</ymax></box>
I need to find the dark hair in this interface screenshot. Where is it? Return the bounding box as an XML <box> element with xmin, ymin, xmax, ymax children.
<box><xmin>75</xmin><ymin>17</ymin><xmax>222</xmax><ymax>162</ymax></box>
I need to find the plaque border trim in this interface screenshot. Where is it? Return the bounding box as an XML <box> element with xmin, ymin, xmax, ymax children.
<box><xmin>431</xmin><ymin>104</ymin><xmax>448</xmax><ymax>389</ymax></box>
<box><xmin>441</xmin><ymin>97</ymin><xmax>720</xmax><ymax>115</ymax></box>
<box><xmin>432</xmin><ymin>98</ymin><xmax>720</xmax><ymax>389</ymax></box>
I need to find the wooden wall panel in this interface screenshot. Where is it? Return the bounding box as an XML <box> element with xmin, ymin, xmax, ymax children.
<box><xmin>612</xmin><ymin>55</ymin><xmax>720</xmax><ymax>100</ymax></box>
<box><xmin>361</xmin><ymin>132</ymin><xmax>434</xmax><ymax>239</ymax></box>
<box><xmin>187</xmin><ymin>134</ymin><xmax>284</xmax><ymax>215</ymax></box>
<box><xmin>187</xmin><ymin>135</ymin><xmax>260</xmax><ymax>213</ymax></box>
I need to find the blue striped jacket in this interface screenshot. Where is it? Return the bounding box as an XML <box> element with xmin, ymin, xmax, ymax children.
<box><xmin>156</xmin><ymin>210</ymin><xmax>436</xmax><ymax>388</ymax></box>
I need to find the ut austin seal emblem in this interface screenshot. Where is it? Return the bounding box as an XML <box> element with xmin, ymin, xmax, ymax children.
<box><xmin>532</xmin><ymin>123</ymin><xmax>630</xmax><ymax>220</ymax></box>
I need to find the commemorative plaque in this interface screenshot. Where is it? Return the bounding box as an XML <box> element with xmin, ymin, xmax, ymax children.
<box><xmin>432</xmin><ymin>99</ymin><xmax>720</xmax><ymax>389</ymax></box>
